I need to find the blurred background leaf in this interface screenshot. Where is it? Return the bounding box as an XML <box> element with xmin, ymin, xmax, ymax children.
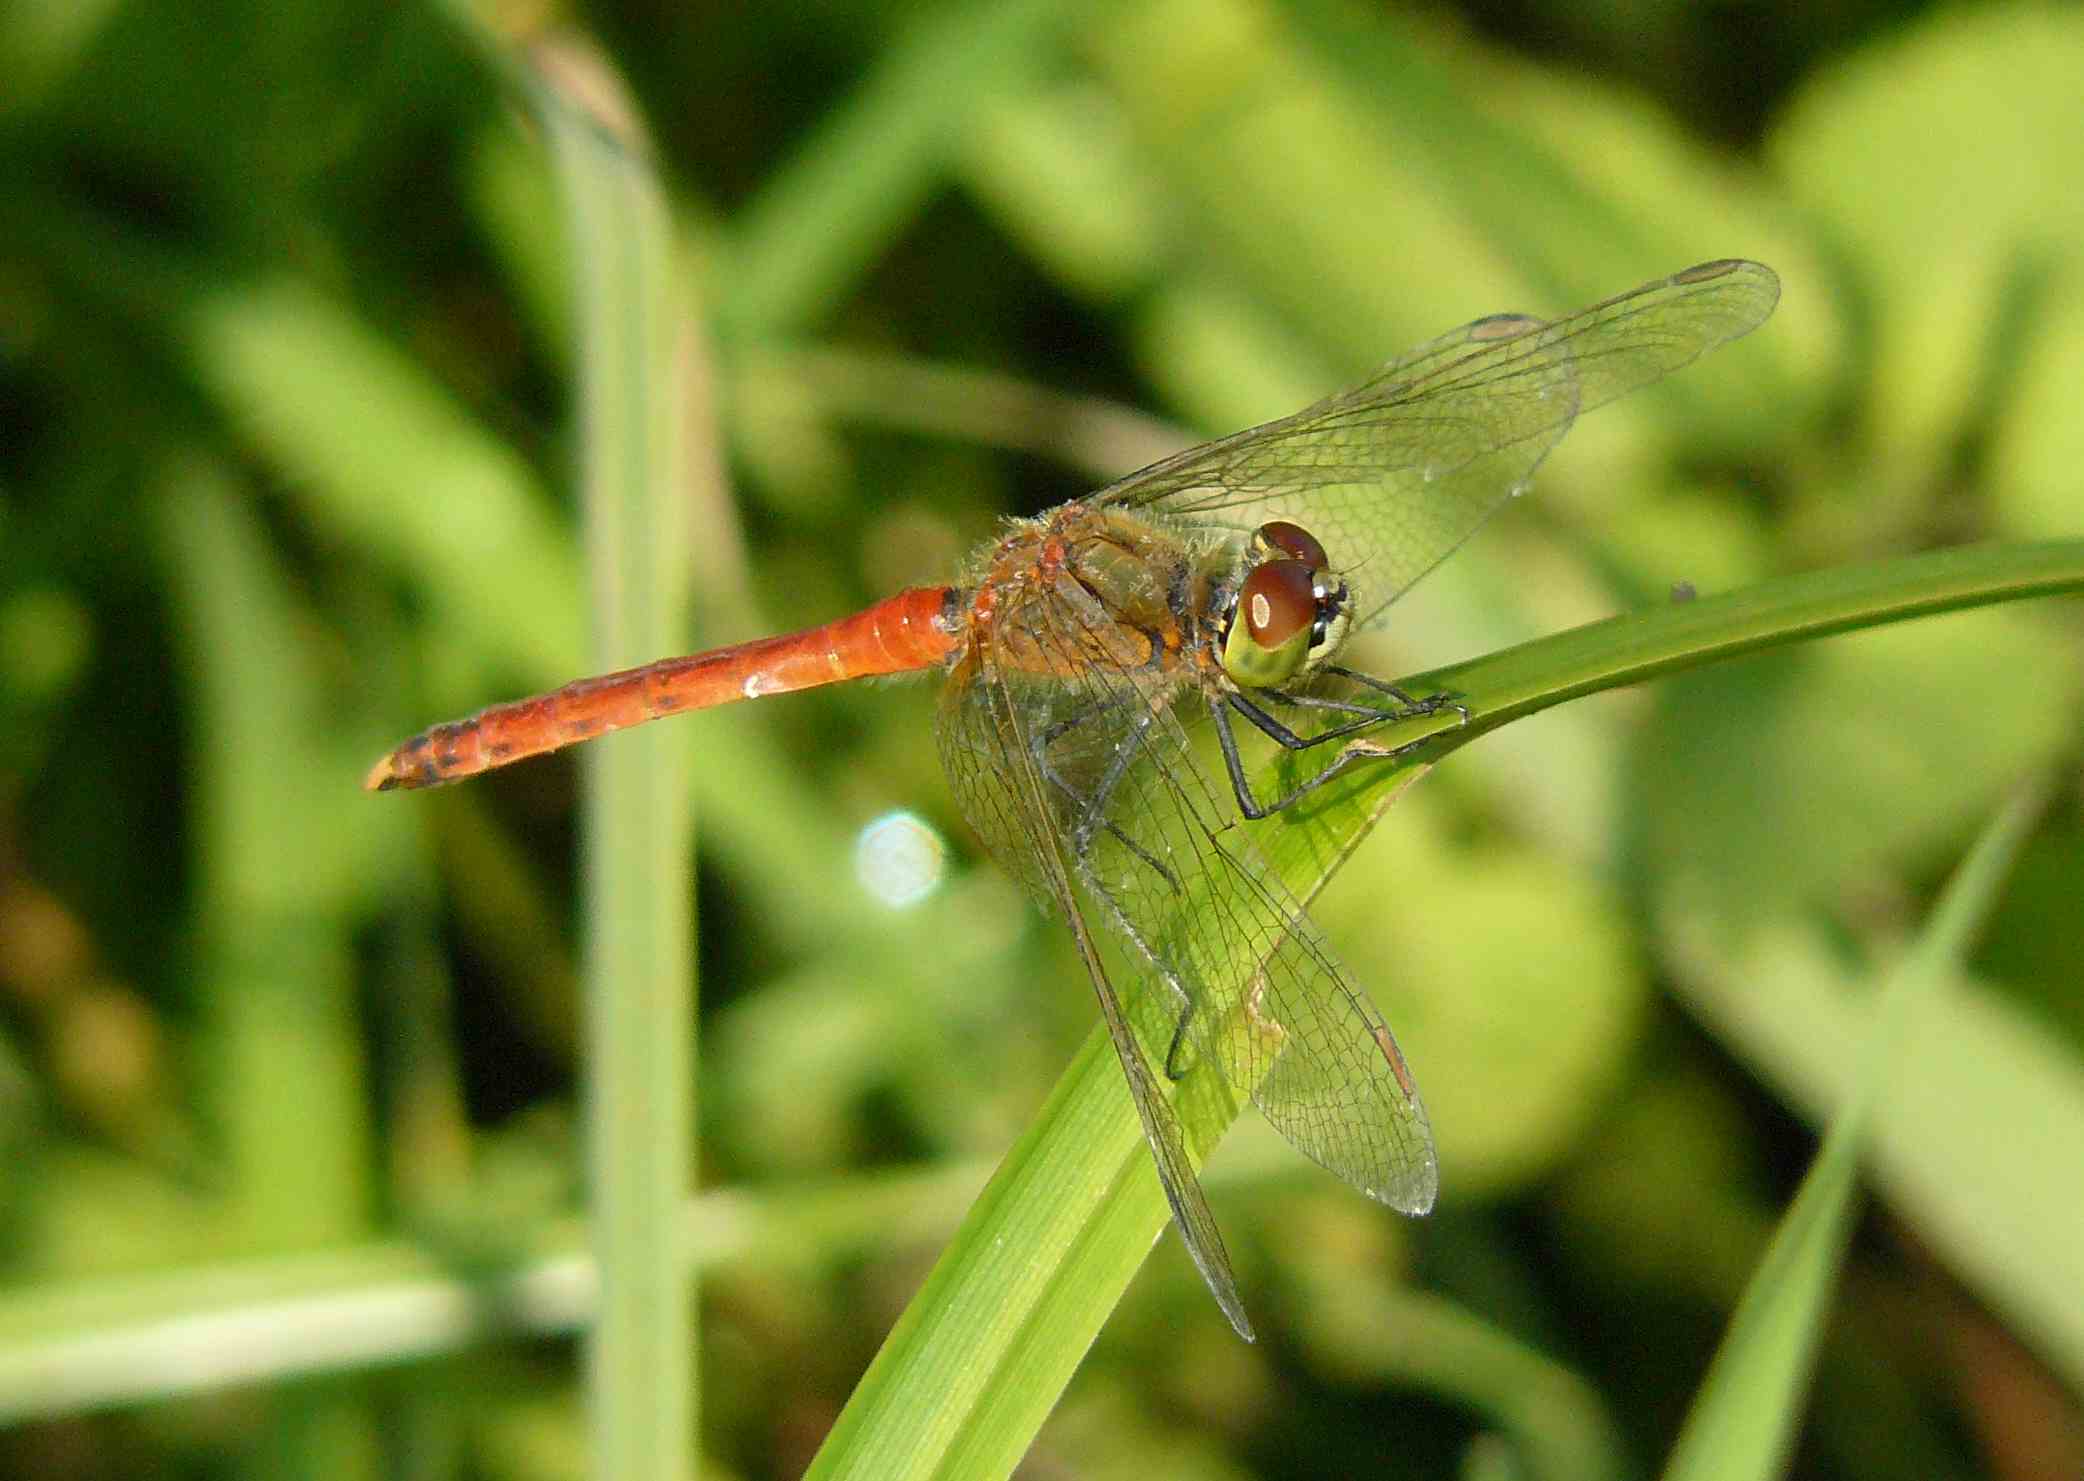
<box><xmin>2</xmin><ymin>0</ymin><xmax>2082</xmax><ymax>1478</ymax></box>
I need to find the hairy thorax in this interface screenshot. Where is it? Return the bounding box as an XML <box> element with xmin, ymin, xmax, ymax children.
<box><xmin>957</xmin><ymin>502</ymin><xmax>1223</xmax><ymax>690</ymax></box>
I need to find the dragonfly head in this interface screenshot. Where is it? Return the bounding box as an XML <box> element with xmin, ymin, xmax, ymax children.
<box><xmin>1218</xmin><ymin>521</ymin><xmax>1352</xmax><ymax>689</ymax></box>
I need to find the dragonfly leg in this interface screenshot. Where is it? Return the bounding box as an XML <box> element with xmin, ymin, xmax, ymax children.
<box><xmin>1214</xmin><ymin>690</ymin><xmax>1455</xmax><ymax>820</ymax></box>
<box><xmin>1318</xmin><ymin>666</ymin><xmax>1472</xmax><ymax>729</ymax></box>
<box><xmin>1227</xmin><ymin>691</ymin><xmax>1394</xmax><ymax>755</ymax></box>
<box><xmin>1067</xmin><ymin>705</ymin><xmax>1162</xmax><ymax>854</ymax></box>
<box><xmin>1164</xmin><ymin>998</ymin><xmax>1200</xmax><ymax>1081</ymax></box>
<box><xmin>1033</xmin><ymin>695</ymin><xmax>1118</xmax><ymax>749</ymax></box>
<box><xmin>1044</xmin><ymin>702</ymin><xmax>1210</xmax><ymax>1075</ymax></box>
<box><xmin>1253</xmin><ymin>673</ymin><xmax>1470</xmax><ymax>740</ymax></box>
<box><xmin>1088</xmin><ymin>863</ymin><xmax>1204</xmax><ymax>1083</ymax></box>
<box><xmin>1029</xmin><ymin>698</ymin><xmax>1181</xmax><ymax>892</ymax></box>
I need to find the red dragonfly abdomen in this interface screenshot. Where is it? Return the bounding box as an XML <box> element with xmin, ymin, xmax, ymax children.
<box><xmin>366</xmin><ymin>586</ymin><xmax>959</xmax><ymax>790</ymax></box>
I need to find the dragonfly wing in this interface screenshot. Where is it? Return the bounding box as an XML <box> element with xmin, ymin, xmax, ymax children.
<box><xmin>957</xmin><ymin>574</ymin><xmax>1438</xmax><ymax>1216</ymax></box>
<box><xmin>1084</xmin><ymin>932</ymin><xmax>1255</xmax><ymax>1341</ymax></box>
<box><xmin>1092</xmin><ymin>259</ymin><xmax>1780</xmax><ymax>626</ymax></box>
<box><xmin>936</xmin><ymin>630</ymin><xmax>1254</xmax><ymax>1338</ymax></box>
<box><xmin>1082</xmin><ymin>689</ymin><xmax>1439</xmax><ymax>1209</ymax></box>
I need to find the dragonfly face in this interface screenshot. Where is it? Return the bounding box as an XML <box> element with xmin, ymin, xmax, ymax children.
<box><xmin>1215</xmin><ymin>521</ymin><xmax>1355</xmax><ymax>689</ymax></box>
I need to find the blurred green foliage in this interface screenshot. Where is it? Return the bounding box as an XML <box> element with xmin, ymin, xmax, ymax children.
<box><xmin>3</xmin><ymin>0</ymin><xmax>2083</xmax><ymax>1478</ymax></box>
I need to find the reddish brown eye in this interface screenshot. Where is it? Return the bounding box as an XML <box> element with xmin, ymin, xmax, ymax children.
<box><xmin>1256</xmin><ymin>521</ymin><xmax>1328</xmax><ymax>572</ymax></box>
<box><xmin>1241</xmin><ymin>559</ymin><xmax>1317</xmax><ymax>646</ymax></box>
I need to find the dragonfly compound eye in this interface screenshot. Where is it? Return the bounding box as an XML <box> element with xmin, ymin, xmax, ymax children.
<box><xmin>1221</xmin><ymin>558</ymin><xmax>1318</xmax><ymax>688</ymax></box>
<box><xmin>1251</xmin><ymin>520</ymin><xmax>1330</xmax><ymax>573</ymax></box>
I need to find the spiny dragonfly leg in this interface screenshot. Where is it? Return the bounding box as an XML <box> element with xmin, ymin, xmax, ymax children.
<box><xmin>1164</xmin><ymin>996</ymin><xmax>1200</xmax><ymax>1082</ymax></box>
<box><xmin>1257</xmin><ymin>669</ymin><xmax>1471</xmax><ymax>737</ymax></box>
<box><xmin>1032</xmin><ymin>700</ymin><xmax>1179</xmax><ymax>893</ymax></box>
<box><xmin>1033</xmin><ymin>697</ymin><xmax>1113</xmax><ymax>750</ymax></box>
<box><xmin>1038</xmin><ymin>700</ymin><xmax>1212</xmax><ymax>1078</ymax></box>
<box><xmin>1319</xmin><ymin>664</ymin><xmax>1473</xmax><ymax>729</ymax></box>
<box><xmin>1213</xmin><ymin>680</ymin><xmax>1468</xmax><ymax>820</ymax></box>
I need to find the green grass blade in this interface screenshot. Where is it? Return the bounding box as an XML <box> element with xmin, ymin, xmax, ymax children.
<box><xmin>1412</xmin><ymin>539</ymin><xmax>2084</xmax><ymax>742</ymax></box>
<box><xmin>1664</xmin><ymin>875</ymin><xmax>2084</xmax><ymax>1395</ymax></box>
<box><xmin>1661</xmin><ymin>786</ymin><xmax>2044</xmax><ymax>1481</ymax></box>
<box><xmin>0</xmin><ymin>1163</ymin><xmax>986</xmax><ymax>1422</ymax></box>
<box><xmin>809</xmin><ymin>537</ymin><xmax>2084</xmax><ymax>1479</ymax></box>
<box><xmin>1262</xmin><ymin>539</ymin><xmax>2084</xmax><ymax>905</ymax></box>
<box><xmin>804</xmin><ymin>1032</ymin><xmax>1156</xmax><ymax>1480</ymax></box>
<box><xmin>534</xmin><ymin>52</ymin><xmax>699</xmax><ymax>1478</ymax></box>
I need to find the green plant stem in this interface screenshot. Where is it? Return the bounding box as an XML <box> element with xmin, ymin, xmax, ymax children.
<box><xmin>1662</xmin><ymin>785</ymin><xmax>2044</xmax><ymax>1480</ymax></box>
<box><xmin>811</xmin><ymin>536</ymin><xmax>2084</xmax><ymax>1480</ymax></box>
<box><xmin>536</xmin><ymin>56</ymin><xmax>699</xmax><ymax>1481</ymax></box>
<box><xmin>0</xmin><ymin>1166</ymin><xmax>990</xmax><ymax>1423</ymax></box>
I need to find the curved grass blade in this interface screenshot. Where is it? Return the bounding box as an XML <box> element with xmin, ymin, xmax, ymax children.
<box><xmin>1661</xmin><ymin>785</ymin><xmax>2045</xmax><ymax>1481</ymax></box>
<box><xmin>810</xmin><ymin>540</ymin><xmax>2084</xmax><ymax>1478</ymax></box>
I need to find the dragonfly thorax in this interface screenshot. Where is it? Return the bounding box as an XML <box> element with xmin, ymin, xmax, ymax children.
<box><xmin>1216</xmin><ymin>521</ymin><xmax>1352</xmax><ymax>689</ymax></box>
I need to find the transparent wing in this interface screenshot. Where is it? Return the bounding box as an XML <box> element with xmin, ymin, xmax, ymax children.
<box><xmin>940</xmin><ymin>569</ymin><xmax>1437</xmax><ymax>1237</ymax></box>
<box><xmin>936</xmin><ymin>631</ymin><xmax>1256</xmax><ymax>1339</ymax></box>
<box><xmin>1091</xmin><ymin>259</ymin><xmax>1780</xmax><ymax>625</ymax></box>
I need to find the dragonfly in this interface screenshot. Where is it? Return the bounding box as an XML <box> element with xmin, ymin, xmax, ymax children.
<box><xmin>369</xmin><ymin>258</ymin><xmax>1780</xmax><ymax>1339</ymax></box>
